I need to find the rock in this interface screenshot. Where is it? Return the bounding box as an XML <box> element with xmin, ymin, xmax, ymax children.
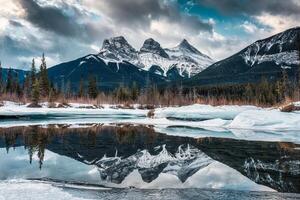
<box><xmin>27</xmin><ymin>103</ymin><xmax>42</xmax><ymax>108</ymax></box>
<box><xmin>138</xmin><ymin>104</ymin><xmax>156</xmax><ymax>110</ymax></box>
<box><xmin>280</xmin><ymin>104</ymin><xmax>300</xmax><ymax>112</ymax></box>
<box><xmin>147</xmin><ymin>109</ymin><xmax>155</xmax><ymax>118</ymax></box>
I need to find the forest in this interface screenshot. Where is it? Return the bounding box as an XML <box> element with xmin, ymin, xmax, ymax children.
<box><xmin>0</xmin><ymin>48</ymin><xmax>300</xmax><ymax>107</ymax></box>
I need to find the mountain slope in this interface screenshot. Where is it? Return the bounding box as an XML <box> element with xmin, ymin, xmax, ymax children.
<box><xmin>165</xmin><ymin>39</ymin><xmax>214</xmax><ymax>77</ymax></box>
<box><xmin>189</xmin><ymin>27</ymin><xmax>300</xmax><ymax>86</ymax></box>
<box><xmin>98</xmin><ymin>36</ymin><xmax>139</xmax><ymax>65</ymax></box>
<box><xmin>0</xmin><ymin>68</ymin><xmax>28</xmax><ymax>83</ymax></box>
<box><xmin>98</xmin><ymin>37</ymin><xmax>214</xmax><ymax>79</ymax></box>
<box><xmin>47</xmin><ymin>54</ymin><xmax>167</xmax><ymax>91</ymax></box>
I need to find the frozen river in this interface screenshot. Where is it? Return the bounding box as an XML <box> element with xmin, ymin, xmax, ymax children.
<box><xmin>0</xmin><ymin>102</ymin><xmax>300</xmax><ymax>199</ymax></box>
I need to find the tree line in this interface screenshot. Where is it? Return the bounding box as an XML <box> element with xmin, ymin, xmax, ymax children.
<box><xmin>0</xmin><ymin>40</ymin><xmax>300</xmax><ymax>107</ymax></box>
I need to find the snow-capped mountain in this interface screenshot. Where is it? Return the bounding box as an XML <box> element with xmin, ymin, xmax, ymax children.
<box><xmin>47</xmin><ymin>54</ymin><xmax>166</xmax><ymax>91</ymax></box>
<box><xmin>140</xmin><ymin>38</ymin><xmax>169</xmax><ymax>58</ymax></box>
<box><xmin>98</xmin><ymin>36</ymin><xmax>139</xmax><ymax>65</ymax></box>
<box><xmin>98</xmin><ymin>36</ymin><xmax>214</xmax><ymax>78</ymax></box>
<box><xmin>190</xmin><ymin>27</ymin><xmax>300</xmax><ymax>85</ymax></box>
<box><xmin>165</xmin><ymin>39</ymin><xmax>215</xmax><ymax>77</ymax></box>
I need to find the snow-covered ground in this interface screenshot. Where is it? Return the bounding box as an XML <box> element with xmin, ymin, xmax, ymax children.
<box><xmin>1</xmin><ymin>101</ymin><xmax>300</xmax><ymax>143</ymax></box>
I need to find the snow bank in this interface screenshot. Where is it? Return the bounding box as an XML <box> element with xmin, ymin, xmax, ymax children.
<box><xmin>154</xmin><ymin>104</ymin><xmax>260</xmax><ymax>120</ymax></box>
<box><xmin>1</xmin><ymin>102</ymin><xmax>300</xmax><ymax>138</ymax></box>
<box><xmin>0</xmin><ymin>101</ymin><xmax>148</xmax><ymax>116</ymax></box>
<box><xmin>0</xmin><ymin>180</ymin><xmax>97</xmax><ymax>200</ymax></box>
<box><xmin>227</xmin><ymin>109</ymin><xmax>300</xmax><ymax>131</ymax></box>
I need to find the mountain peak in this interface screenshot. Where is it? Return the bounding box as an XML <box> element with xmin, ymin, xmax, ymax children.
<box><xmin>140</xmin><ymin>38</ymin><xmax>169</xmax><ymax>58</ymax></box>
<box><xmin>99</xmin><ymin>36</ymin><xmax>138</xmax><ymax>63</ymax></box>
<box><xmin>177</xmin><ymin>39</ymin><xmax>202</xmax><ymax>55</ymax></box>
<box><xmin>179</xmin><ymin>39</ymin><xmax>190</xmax><ymax>47</ymax></box>
<box><xmin>101</xmin><ymin>36</ymin><xmax>134</xmax><ymax>51</ymax></box>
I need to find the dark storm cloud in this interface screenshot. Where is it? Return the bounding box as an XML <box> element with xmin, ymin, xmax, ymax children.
<box><xmin>17</xmin><ymin>0</ymin><xmax>80</xmax><ymax>37</ymax></box>
<box><xmin>0</xmin><ymin>35</ymin><xmax>36</xmax><ymax>56</ymax></box>
<box><xmin>16</xmin><ymin>0</ymin><xmax>113</xmax><ymax>43</ymax></box>
<box><xmin>99</xmin><ymin>0</ymin><xmax>213</xmax><ymax>33</ymax></box>
<box><xmin>196</xmin><ymin>0</ymin><xmax>300</xmax><ymax>16</ymax></box>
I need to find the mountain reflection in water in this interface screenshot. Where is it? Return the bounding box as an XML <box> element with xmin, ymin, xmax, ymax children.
<box><xmin>0</xmin><ymin>124</ymin><xmax>299</xmax><ymax>193</ymax></box>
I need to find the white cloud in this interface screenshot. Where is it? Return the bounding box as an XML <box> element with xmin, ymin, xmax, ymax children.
<box><xmin>255</xmin><ymin>13</ymin><xmax>300</xmax><ymax>35</ymax></box>
<box><xmin>240</xmin><ymin>21</ymin><xmax>258</xmax><ymax>34</ymax></box>
<box><xmin>0</xmin><ymin>17</ymin><xmax>9</xmax><ymax>34</ymax></box>
<box><xmin>18</xmin><ymin>54</ymin><xmax>60</xmax><ymax>69</ymax></box>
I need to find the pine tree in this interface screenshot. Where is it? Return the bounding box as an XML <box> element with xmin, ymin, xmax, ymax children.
<box><xmin>297</xmin><ymin>34</ymin><xmax>300</xmax><ymax>98</ymax></box>
<box><xmin>88</xmin><ymin>75</ymin><xmax>98</xmax><ymax>99</ymax></box>
<box><xmin>32</xmin><ymin>79</ymin><xmax>40</xmax><ymax>105</ymax></box>
<box><xmin>39</xmin><ymin>54</ymin><xmax>50</xmax><ymax>97</ymax></box>
<box><xmin>244</xmin><ymin>83</ymin><xmax>253</xmax><ymax>103</ymax></box>
<box><xmin>31</xmin><ymin>58</ymin><xmax>36</xmax><ymax>87</ymax></box>
<box><xmin>48</xmin><ymin>87</ymin><xmax>56</xmax><ymax>104</ymax></box>
<box><xmin>13</xmin><ymin>72</ymin><xmax>22</xmax><ymax>97</ymax></box>
<box><xmin>6</xmin><ymin>68</ymin><xmax>13</xmax><ymax>93</ymax></box>
<box><xmin>78</xmin><ymin>77</ymin><xmax>85</xmax><ymax>97</ymax></box>
<box><xmin>282</xmin><ymin>69</ymin><xmax>289</xmax><ymax>99</ymax></box>
<box><xmin>65</xmin><ymin>80</ymin><xmax>72</xmax><ymax>98</ymax></box>
<box><xmin>131</xmin><ymin>82</ymin><xmax>139</xmax><ymax>101</ymax></box>
<box><xmin>0</xmin><ymin>61</ymin><xmax>2</xmax><ymax>92</ymax></box>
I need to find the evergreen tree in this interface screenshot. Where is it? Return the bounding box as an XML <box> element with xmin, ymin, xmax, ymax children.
<box><xmin>13</xmin><ymin>72</ymin><xmax>22</xmax><ymax>97</ymax></box>
<box><xmin>88</xmin><ymin>75</ymin><xmax>98</xmax><ymax>99</ymax></box>
<box><xmin>48</xmin><ymin>87</ymin><xmax>56</xmax><ymax>103</ymax></box>
<box><xmin>65</xmin><ymin>80</ymin><xmax>72</xmax><ymax>98</ymax></box>
<box><xmin>297</xmin><ymin>34</ymin><xmax>300</xmax><ymax>97</ymax></box>
<box><xmin>32</xmin><ymin>79</ymin><xmax>40</xmax><ymax>105</ymax></box>
<box><xmin>244</xmin><ymin>83</ymin><xmax>253</xmax><ymax>102</ymax></box>
<box><xmin>24</xmin><ymin>75</ymin><xmax>31</xmax><ymax>98</ymax></box>
<box><xmin>115</xmin><ymin>85</ymin><xmax>130</xmax><ymax>102</ymax></box>
<box><xmin>131</xmin><ymin>82</ymin><xmax>139</xmax><ymax>101</ymax></box>
<box><xmin>39</xmin><ymin>54</ymin><xmax>50</xmax><ymax>97</ymax></box>
<box><xmin>0</xmin><ymin>61</ymin><xmax>2</xmax><ymax>91</ymax></box>
<box><xmin>282</xmin><ymin>69</ymin><xmax>289</xmax><ymax>99</ymax></box>
<box><xmin>78</xmin><ymin>77</ymin><xmax>85</xmax><ymax>97</ymax></box>
<box><xmin>30</xmin><ymin>58</ymin><xmax>36</xmax><ymax>87</ymax></box>
<box><xmin>6</xmin><ymin>68</ymin><xmax>13</xmax><ymax>93</ymax></box>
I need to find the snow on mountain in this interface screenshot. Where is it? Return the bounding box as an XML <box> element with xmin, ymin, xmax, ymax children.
<box><xmin>242</xmin><ymin>27</ymin><xmax>300</xmax><ymax>67</ymax></box>
<box><xmin>98</xmin><ymin>36</ymin><xmax>214</xmax><ymax>78</ymax></box>
<box><xmin>165</xmin><ymin>39</ymin><xmax>215</xmax><ymax>77</ymax></box>
<box><xmin>140</xmin><ymin>38</ymin><xmax>169</xmax><ymax>58</ymax></box>
<box><xmin>191</xmin><ymin>27</ymin><xmax>300</xmax><ymax>85</ymax></box>
<box><xmin>98</xmin><ymin>36</ymin><xmax>139</xmax><ymax>65</ymax></box>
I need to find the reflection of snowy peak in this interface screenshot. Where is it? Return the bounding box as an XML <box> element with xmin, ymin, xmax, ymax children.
<box><xmin>98</xmin><ymin>36</ymin><xmax>214</xmax><ymax>78</ymax></box>
<box><xmin>95</xmin><ymin>144</ymin><xmax>213</xmax><ymax>184</ymax></box>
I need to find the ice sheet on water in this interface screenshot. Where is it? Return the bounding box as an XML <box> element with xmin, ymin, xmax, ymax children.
<box><xmin>0</xmin><ymin>180</ymin><xmax>98</xmax><ymax>200</ymax></box>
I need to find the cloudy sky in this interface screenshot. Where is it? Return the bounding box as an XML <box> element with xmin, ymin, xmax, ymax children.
<box><xmin>0</xmin><ymin>0</ymin><xmax>299</xmax><ymax>69</ymax></box>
